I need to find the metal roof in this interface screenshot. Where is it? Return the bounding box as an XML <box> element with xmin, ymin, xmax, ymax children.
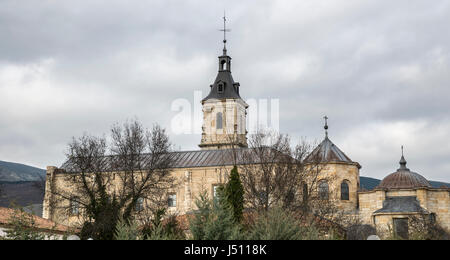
<box><xmin>61</xmin><ymin>148</ymin><xmax>262</xmax><ymax>173</ymax></box>
<box><xmin>305</xmin><ymin>136</ymin><xmax>357</xmax><ymax>165</ymax></box>
<box><xmin>377</xmin><ymin>156</ymin><xmax>431</xmax><ymax>189</ymax></box>
<box><xmin>373</xmin><ymin>196</ymin><xmax>429</xmax><ymax>214</ymax></box>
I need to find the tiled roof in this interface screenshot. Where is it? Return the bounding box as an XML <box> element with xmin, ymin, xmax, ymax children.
<box><xmin>0</xmin><ymin>207</ymin><xmax>71</xmax><ymax>234</ymax></box>
<box><xmin>377</xmin><ymin>156</ymin><xmax>431</xmax><ymax>189</ymax></box>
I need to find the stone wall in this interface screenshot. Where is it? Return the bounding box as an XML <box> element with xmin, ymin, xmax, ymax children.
<box><xmin>309</xmin><ymin>162</ymin><xmax>360</xmax><ymax>213</ymax></box>
<box><xmin>200</xmin><ymin>99</ymin><xmax>247</xmax><ymax>149</ymax></box>
<box><xmin>43</xmin><ymin>164</ymin><xmax>234</xmax><ymax>226</ymax></box>
<box><xmin>358</xmin><ymin>190</ymin><xmax>386</xmax><ymax>224</ymax></box>
<box><xmin>357</xmin><ymin>188</ymin><xmax>450</xmax><ymax>233</ymax></box>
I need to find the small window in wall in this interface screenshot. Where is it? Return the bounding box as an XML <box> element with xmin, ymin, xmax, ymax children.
<box><xmin>259</xmin><ymin>191</ymin><xmax>269</xmax><ymax>205</ymax></box>
<box><xmin>70</xmin><ymin>198</ymin><xmax>80</xmax><ymax>215</ymax></box>
<box><xmin>303</xmin><ymin>183</ymin><xmax>308</xmax><ymax>202</ymax></box>
<box><xmin>168</xmin><ymin>194</ymin><xmax>177</xmax><ymax>208</ymax></box>
<box><xmin>218</xmin><ymin>83</ymin><xmax>224</xmax><ymax>93</ymax></box>
<box><xmin>341</xmin><ymin>181</ymin><xmax>349</xmax><ymax>201</ymax></box>
<box><xmin>216</xmin><ymin>112</ymin><xmax>223</xmax><ymax>129</ymax></box>
<box><xmin>286</xmin><ymin>189</ymin><xmax>296</xmax><ymax>204</ymax></box>
<box><xmin>429</xmin><ymin>213</ymin><xmax>436</xmax><ymax>224</ymax></box>
<box><xmin>318</xmin><ymin>181</ymin><xmax>329</xmax><ymax>200</ymax></box>
<box><xmin>393</xmin><ymin>218</ymin><xmax>409</xmax><ymax>239</ymax></box>
<box><xmin>213</xmin><ymin>185</ymin><xmax>222</xmax><ymax>199</ymax></box>
<box><xmin>135</xmin><ymin>197</ymin><xmax>144</xmax><ymax>212</ymax></box>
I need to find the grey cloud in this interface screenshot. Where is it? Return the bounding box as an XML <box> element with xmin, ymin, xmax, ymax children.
<box><xmin>0</xmin><ymin>0</ymin><xmax>449</xmax><ymax>182</ymax></box>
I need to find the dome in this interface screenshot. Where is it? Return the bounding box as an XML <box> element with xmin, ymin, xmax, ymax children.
<box><xmin>377</xmin><ymin>155</ymin><xmax>431</xmax><ymax>189</ymax></box>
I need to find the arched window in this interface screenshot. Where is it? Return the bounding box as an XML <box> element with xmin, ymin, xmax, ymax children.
<box><xmin>341</xmin><ymin>181</ymin><xmax>349</xmax><ymax>200</ymax></box>
<box><xmin>221</xmin><ymin>59</ymin><xmax>226</xmax><ymax>70</ymax></box>
<box><xmin>318</xmin><ymin>181</ymin><xmax>329</xmax><ymax>200</ymax></box>
<box><xmin>216</xmin><ymin>112</ymin><xmax>223</xmax><ymax>129</ymax></box>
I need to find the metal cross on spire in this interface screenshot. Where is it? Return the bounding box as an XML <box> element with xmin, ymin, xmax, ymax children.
<box><xmin>219</xmin><ymin>12</ymin><xmax>231</xmax><ymax>55</ymax></box>
<box><xmin>324</xmin><ymin>116</ymin><xmax>329</xmax><ymax>138</ymax></box>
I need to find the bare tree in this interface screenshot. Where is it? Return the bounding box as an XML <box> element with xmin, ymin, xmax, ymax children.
<box><xmin>233</xmin><ymin>130</ymin><xmax>351</xmax><ymax>231</ymax></box>
<box><xmin>49</xmin><ymin>120</ymin><xmax>175</xmax><ymax>240</ymax></box>
<box><xmin>235</xmin><ymin>131</ymin><xmax>315</xmax><ymax>212</ymax></box>
<box><xmin>408</xmin><ymin>214</ymin><xmax>449</xmax><ymax>240</ymax></box>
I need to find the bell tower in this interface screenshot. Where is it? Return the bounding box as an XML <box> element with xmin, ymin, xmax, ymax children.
<box><xmin>199</xmin><ymin>16</ymin><xmax>248</xmax><ymax>150</ymax></box>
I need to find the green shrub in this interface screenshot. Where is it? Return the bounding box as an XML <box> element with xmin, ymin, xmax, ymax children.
<box><xmin>247</xmin><ymin>207</ymin><xmax>321</xmax><ymax>240</ymax></box>
<box><xmin>189</xmin><ymin>190</ymin><xmax>243</xmax><ymax>240</ymax></box>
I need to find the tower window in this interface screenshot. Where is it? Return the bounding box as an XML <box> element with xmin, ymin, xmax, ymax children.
<box><xmin>221</xmin><ymin>59</ymin><xmax>226</xmax><ymax>70</ymax></box>
<box><xmin>318</xmin><ymin>180</ymin><xmax>329</xmax><ymax>200</ymax></box>
<box><xmin>216</xmin><ymin>112</ymin><xmax>223</xmax><ymax>129</ymax></box>
<box><xmin>218</xmin><ymin>83</ymin><xmax>224</xmax><ymax>93</ymax></box>
<box><xmin>341</xmin><ymin>181</ymin><xmax>349</xmax><ymax>201</ymax></box>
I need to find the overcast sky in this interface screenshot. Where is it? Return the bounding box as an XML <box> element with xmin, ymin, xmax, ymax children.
<box><xmin>0</xmin><ymin>0</ymin><xmax>449</xmax><ymax>182</ymax></box>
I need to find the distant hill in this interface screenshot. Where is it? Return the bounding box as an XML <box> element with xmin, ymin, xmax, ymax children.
<box><xmin>0</xmin><ymin>160</ymin><xmax>45</xmax><ymax>182</ymax></box>
<box><xmin>360</xmin><ymin>176</ymin><xmax>450</xmax><ymax>191</ymax></box>
<box><xmin>0</xmin><ymin>181</ymin><xmax>44</xmax><ymax>210</ymax></box>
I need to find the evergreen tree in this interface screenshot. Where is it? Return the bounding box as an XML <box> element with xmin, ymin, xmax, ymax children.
<box><xmin>114</xmin><ymin>218</ymin><xmax>140</xmax><ymax>240</ymax></box>
<box><xmin>142</xmin><ymin>209</ymin><xmax>185</xmax><ymax>240</ymax></box>
<box><xmin>189</xmin><ymin>191</ymin><xmax>212</xmax><ymax>240</ymax></box>
<box><xmin>224</xmin><ymin>166</ymin><xmax>244</xmax><ymax>223</ymax></box>
<box><xmin>189</xmin><ymin>189</ymin><xmax>242</xmax><ymax>240</ymax></box>
<box><xmin>247</xmin><ymin>206</ymin><xmax>321</xmax><ymax>240</ymax></box>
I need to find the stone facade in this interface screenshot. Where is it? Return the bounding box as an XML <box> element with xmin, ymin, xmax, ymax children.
<box><xmin>200</xmin><ymin>98</ymin><xmax>248</xmax><ymax>150</ymax></box>
<box><xmin>358</xmin><ymin>188</ymin><xmax>450</xmax><ymax>237</ymax></box>
<box><xmin>43</xmin><ymin>164</ymin><xmax>235</xmax><ymax>227</ymax></box>
<box><xmin>42</xmin><ymin>38</ymin><xmax>450</xmax><ymax>238</ymax></box>
<box><xmin>309</xmin><ymin>162</ymin><xmax>360</xmax><ymax>213</ymax></box>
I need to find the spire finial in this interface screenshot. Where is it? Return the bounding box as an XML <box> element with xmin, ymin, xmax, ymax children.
<box><xmin>219</xmin><ymin>11</ymin><xmax>231</xmax><ymax>55</ymax></box>
<box><xmin>324</xmin><ymin>116</ymin><xmax>329</xmax><ymax>138</ymax></box>
<box><xmin>398</xmin><ymin>145</ymin><xmax>409</xmax><ymax>171</ymax></box>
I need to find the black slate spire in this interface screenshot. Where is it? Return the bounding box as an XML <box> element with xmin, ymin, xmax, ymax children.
<box><xmin>202</xmin><ymin>16</ymin><xmax>242</xmax><ymax>102</ymax></box>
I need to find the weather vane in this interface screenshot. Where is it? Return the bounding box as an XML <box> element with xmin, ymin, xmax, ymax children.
<box><xmin>324</xmin><ymin>116</ymin><xmax>329</xmax><ymax>138</ymax></box>
<box><xmin>219</xmin><ymin>11</ymin><xmax>231</xmax><ymax>54</ymax></box>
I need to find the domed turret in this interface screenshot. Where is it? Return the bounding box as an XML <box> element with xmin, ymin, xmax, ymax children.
<box><xmin>377</xmin><ymin>149</ymin><xmax>431</xmax><ymax>189</ymax></box>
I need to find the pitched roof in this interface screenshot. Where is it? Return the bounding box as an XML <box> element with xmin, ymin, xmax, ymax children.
<box><xmin>60</xmin><ymin>147</ymin><xmax>296</xmax><ymax>173</ymax></box>
<box><xmin>0</xmin><ymin>207</ymin><xmax>71</xmax><ymax>234</ymax></box>
<box><xmin>202</xmin><ymin>70</ymin><xmax>242</xmax><ymax>102</ymax></box>
<box><xmin>305</xmin><ymin>137</ymin><xmax>358</xmax><ymax>166</ymax></box>
<box><xmin>373</xmin><ymin>196</ymin><xmax>429</xmax><ymax>215</ymax></box>
<box><xmin>61</xmin><ymin>148</ymin><xmax>257</xmax><ymax>172</ymax></box>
